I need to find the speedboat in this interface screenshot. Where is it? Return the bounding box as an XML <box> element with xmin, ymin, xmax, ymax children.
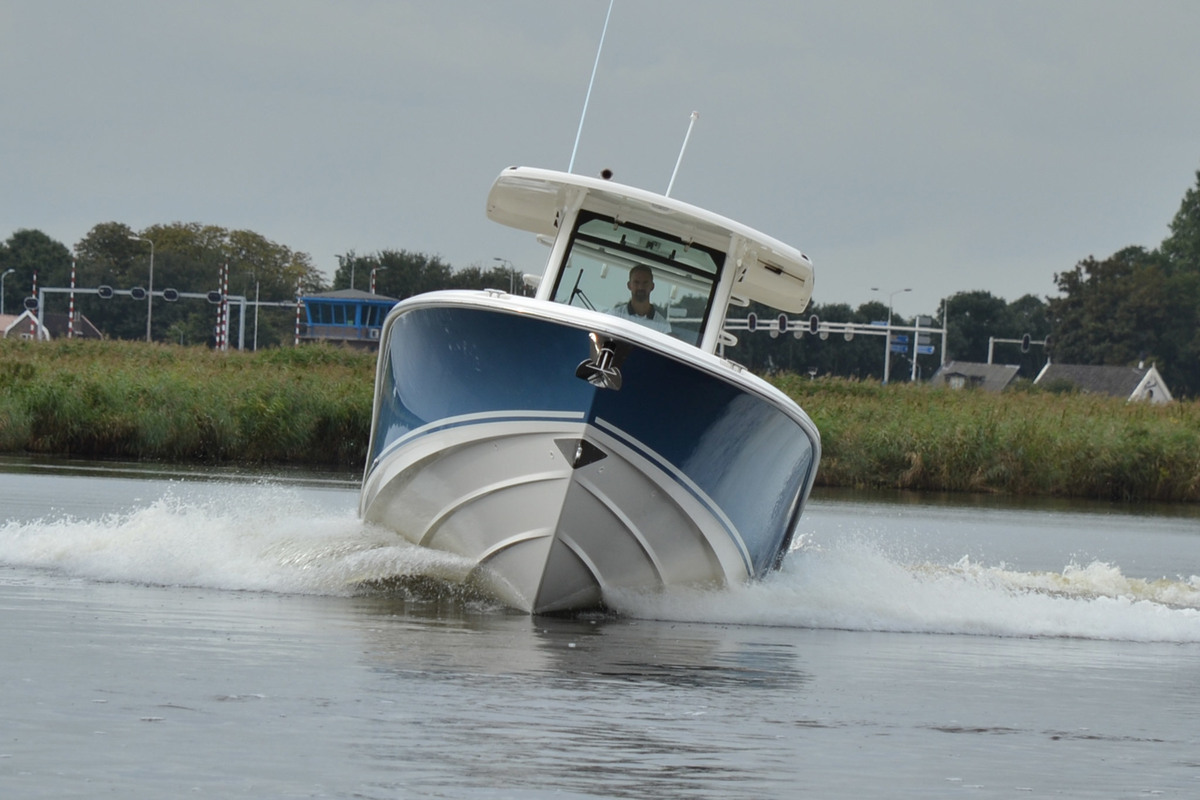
<box><xmin>359</xmin><ymin>166</ymin><xmax>821</xmax><ymax>613</ymax></box>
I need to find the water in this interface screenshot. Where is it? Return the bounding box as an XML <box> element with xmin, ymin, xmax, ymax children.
<box><xmin>2</xmin><ymin>458</ymin><xmax>1199</xmax><ymax>798</ymax></box>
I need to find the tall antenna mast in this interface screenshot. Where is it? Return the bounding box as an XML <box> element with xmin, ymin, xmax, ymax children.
<box><xmin>568</xmin><ymin>0</ymin><xmax>614</xmax><ymax>173</ymax></box>
<box><xmin>665</xmin><ymin>111</ymin><xmax>699</xmax><ymax>197</ymax></box>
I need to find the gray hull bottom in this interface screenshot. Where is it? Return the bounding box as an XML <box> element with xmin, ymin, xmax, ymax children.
<box><xmin>360</xmin><ymin>420</ymin><xmax>750</xmax><ymax>614</ymax></box>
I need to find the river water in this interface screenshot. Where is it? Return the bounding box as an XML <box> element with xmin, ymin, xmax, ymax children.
<box><xmin>2</xmin><ymin>457</ymin><xmax>1199</xmax><ymax>798</ymax></box>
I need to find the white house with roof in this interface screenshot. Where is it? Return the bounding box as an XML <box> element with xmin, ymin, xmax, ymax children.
<box><xmin>1033</xmin><ymin>362</ymin><xmax>1173</xmax><ymax>404</ymax></box>
<box><xmin>1</xmin><ymin>311</ymin><xmax>103</xmax><ymax>341</ymax></box>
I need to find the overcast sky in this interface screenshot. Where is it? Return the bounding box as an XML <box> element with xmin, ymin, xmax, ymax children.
<box><xmin>4</xmin><ymin>1</ymin><xmax>1199</xmax><ymax>318</ymax></box>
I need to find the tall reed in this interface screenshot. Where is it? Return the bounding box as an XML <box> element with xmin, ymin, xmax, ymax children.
<box><xmin>772</xmin><ymin>375</ymin><xmax>1200</xmax><ymax>502</ymax></box>
<box><xmin>2</xmin><ymin>339</ymin><xmax>1197</xmax><ymax>502</ymax></box>
<box><xmin>0</xmin><ymin>338</ymin><xmax>375</xmax><ymax>467</ymax></box>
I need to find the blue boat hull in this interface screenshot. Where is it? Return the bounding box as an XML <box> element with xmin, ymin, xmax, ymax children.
<box><xmin>359</xmin><ymin>292</ymin><xmax>820</xmax><ymax>613</ymax></box>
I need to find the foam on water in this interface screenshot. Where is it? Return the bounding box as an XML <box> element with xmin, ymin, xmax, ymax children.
<box><xmin>0</xmin><ymin>483</ymin><xmax>475</xmax><ymax>596</ymax></box>
<box><xmin>610</xmin><ymin>536</ymin><xmax>1200</xmax><ymax>642</ymax></box>
<box><xmin>3</xmin><ymin>486</ymin><xmax>1199</xmax><ymax>642</ymax></box>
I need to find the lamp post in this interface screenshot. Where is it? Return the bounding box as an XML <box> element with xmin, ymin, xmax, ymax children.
<box><xmin>1</xmin><ymin>268</ymin><xmax>14</xmax><ymax>315</ymax></box>
<box><xmin>128</xmin><ymin>235</ymin><xmax>155</xmax><ymax>342</ymax></box>
<box><xmin>245</xmin><ymin>274</ymin><xmax>261</xmax><ymax>351</ymax></box>
<box><xmin>871</xmin><ymin>286</ymin><xmax>911</xmax><ymax>384</ymax></box>
<box><xmin>493</xmin><ymin>257</ymin><xmax>516</xmax><ymax>294</ymax></box>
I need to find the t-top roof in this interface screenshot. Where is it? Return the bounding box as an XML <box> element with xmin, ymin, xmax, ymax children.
<box><xmin>485</xmin><ymin>166</ymin><xmax>815</xmax><ymax>313</ymax></box>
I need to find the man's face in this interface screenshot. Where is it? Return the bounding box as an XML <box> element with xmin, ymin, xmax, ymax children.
<box><xmin>628</xmin><ymin>270</ymin><xmax>654</xmax><ymax>303</ymax></box>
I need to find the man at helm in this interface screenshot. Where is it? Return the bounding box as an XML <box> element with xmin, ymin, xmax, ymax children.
<box><xmin>610</xmin><ymin>264</ymin><xmax>671</xmax><ymax>334</ymax></box>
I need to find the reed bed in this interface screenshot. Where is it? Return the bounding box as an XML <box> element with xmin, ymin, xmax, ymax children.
<box><xmin>772</xmin><ymin>374</ymin><xmax>1200</xmax><ymax>503</ymax></box>
<box><xmin>2</xmin><ymin>339</ymin><xmax>1197</xmax><ymax>502</ymax></box>
<box><xmin>0</xmin><ymin>338</ymin><xmax>375</xmax><ymax>467</ymax></box>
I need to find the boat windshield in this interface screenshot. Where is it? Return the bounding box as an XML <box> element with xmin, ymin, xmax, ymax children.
<box><xmin>549</xmin><ymin>211</ymin><xmax>723</xmax><ymax>345</ymax></box>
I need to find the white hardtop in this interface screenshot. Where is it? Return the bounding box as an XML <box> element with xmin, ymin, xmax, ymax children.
<box><xmin>485</xmin><ymin>166</ymin><xmax>815</xmax><ymax>318</ymax></box>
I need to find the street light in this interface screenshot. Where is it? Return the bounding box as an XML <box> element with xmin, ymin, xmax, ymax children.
<box><xmin>128</xmin><ymin>235</ymin><xmax>155</xmax><ymax>342</ymax></box>
<box><xmin>493</xmin><ymin>257</ymin><xmax>516</xmax><ymax>294</ymax></box>
<box><xmin>245</xmin><ymin>273</ymin><xmax>261</xmax><ymax>351</ymax></box>
<box><xmin>335</xmin><ymin>254</ymin><xmax>354</xmax><ymax>291</ymax></box>
<box><xmin>1</xmin><ymin>268</ymin><xmax>14</xmax><ymax>315</ymax></box>
<box><xmin>871</xmin><ymin>286</ymin><xmax>911</xmax><ymax>384</ymax></box>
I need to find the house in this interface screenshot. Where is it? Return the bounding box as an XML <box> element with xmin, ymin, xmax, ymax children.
<box><xmin>0</xmin><ymin>311</ymin><xmax>102</xmax><ymax>341</ymax></box>
<box><xmin>930</xmin><ymin>361</ymin><xmax>1021</xmax><ymax>392</ymax></box>
<box><xmin>297</xmin><ymin>289</ymin><xmax>399</xmax><ymax>350</ymax></box>
<box><xmin>1033</xmin><ymin>362</ymin><xmax>1173</xmax><ymax>404</ymax></box>
<box><xmin>1</xmin><ymin>311</ymin><xmax>49</xmax><ymax>340</ymax></box>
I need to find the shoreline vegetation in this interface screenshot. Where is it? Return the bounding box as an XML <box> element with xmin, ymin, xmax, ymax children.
<box><xmin>2</xmin><ymin>339</ymin><xmax>1197</xmax><ymax>504</ymax></box>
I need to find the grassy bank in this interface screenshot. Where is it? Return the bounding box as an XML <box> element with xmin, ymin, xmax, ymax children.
<box><xmin>2</xmin><ymin>339</ymin><xmax>1197</xmax><ymax>502</ymax></box>
<box><xmin>771</xmin><ymin>374</ymin><xmax>1200</xmax><ymax>503</ymax></box>
<box><xmin>0</xmin><ymin>338</ymin><xmax>374</xmax><ymax>467</ymax></box>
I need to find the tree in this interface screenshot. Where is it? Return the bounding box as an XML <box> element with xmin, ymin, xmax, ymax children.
<box><xmin>1161</xmin><ymin>169</ymin><xmax>1200</xmax><ymax>271</ymax></box>
<box><xmin>941</xmin><ymin>290</ymin><xmax>1050</xmax><ymax>377</ymax></box>
<box><xmin>72</xmin><ymin>222</ymin><xmax>324</xmax><ymax>346</ymax></box>
<box><xmin>447</xmin><ymin>262</ymin><xmax>525</xmax><ymax>294</ymax></box>
<box><xmin>1047</xmin><ymin>247</ymin><xmax>1199</xmax><ymax>396</ymax></box>
<box><xmin>0</xmin><ymin>229</ymin><xmax>73</xmax><ymax>314</ymax></box>
<box><xmin>337</xmin><ymin>250</ymin><xmax>454</xmax><ymax>300</ymax></box>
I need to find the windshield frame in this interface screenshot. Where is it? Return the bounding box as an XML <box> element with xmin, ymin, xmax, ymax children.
<box><xmin>549</xmin><ymin>210</ymin><xmax>726</xmax><ymax>344</ymax></box>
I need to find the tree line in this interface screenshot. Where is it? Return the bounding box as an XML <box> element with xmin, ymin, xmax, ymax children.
<box><xmin>3</xmin><ymin>168</ymin><xmax>1199</xmax><ymax>394</ymax></box>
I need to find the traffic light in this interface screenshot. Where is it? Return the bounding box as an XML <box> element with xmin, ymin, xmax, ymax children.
<box><xmin>1021</xmin><ymin>333</ymin><xmax>1031</xmax><ymax>353</ymax></box>
<box><xmin>808</xmin><ymin>314</ymin><xmax>820</xmax><ymax>335</ymax></box>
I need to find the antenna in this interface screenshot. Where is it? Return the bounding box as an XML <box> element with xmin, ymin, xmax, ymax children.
<box><xmin>568</xmin><ymin>0</ymin><xmax>614</xmax><ymax>173</ymax></box>
<box><xmin>665</xmin><ymin>111</ymin><xmax>699</xmax><ymax>197</ymax></box>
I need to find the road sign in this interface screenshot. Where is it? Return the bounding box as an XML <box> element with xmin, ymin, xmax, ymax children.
<box><xmin>890</xmin><ymin>344</ymin><xmax>908</xmax><ymax>353</ymax></box>
<box><xmin>891</xmin><ymin>334</ymin><xmax>909</xmax><ymax>344</ymax></box>
<box><xmin>916</xmin><ymin>345</ymin><xmax>935</xmax><ymax>355</ymax></box>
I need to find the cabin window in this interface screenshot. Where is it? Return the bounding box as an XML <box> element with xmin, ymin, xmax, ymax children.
<box><xmin>549</xmin><ymin>211</ymin><xmax>723</xmax><ymax>345</ymax></box>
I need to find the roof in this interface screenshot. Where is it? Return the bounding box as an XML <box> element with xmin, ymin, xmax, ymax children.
<box><xmin>1034</xmin><ymin>363</ymin><xmax>1173</xmax><ymax>403</ymax></box>
<box><xmin>305</xmin><ymin>289</ymin><xmax>398</xmax><ymax>302</ymax></box>
<box><xmin>931</xmin><ymin>361</ymin><xmax>1020</xmax><ymax>392</ymax></box>
<box><xmin>41</xmin><ymin>312</ymin><xmax>102</xmax><ymax>339</ymax></box>
<box><xmin>485</xmin><ymin>166</ymin><xmax>814</xmax><ymax>313</ymax></box>
<box><xmin>2</xmin><ymin>311</ymin><xmax>103</xmax><ymax>340</ymax></box>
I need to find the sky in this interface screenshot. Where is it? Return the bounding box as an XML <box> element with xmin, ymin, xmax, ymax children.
<box><xmin>4</xmin><ymin>0</ymin><xmax>1200</xmax><ymax>319</ymax></box>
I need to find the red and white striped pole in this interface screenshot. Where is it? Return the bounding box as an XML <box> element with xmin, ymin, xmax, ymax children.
<box><xmin>294</xmin><ymin>278</ymin><xmax>303</xmax><ymax>346</ymax></box>
<box><xmin>29</xmin><ymin>271</ymin><xmax>37</xmax><ymax>339</ymax></box>
<box><xmin>68</xmin><ymin>260</ymin><xmax>76</xmax><ymax>338</ymax></box>
<box><xmin>214</xmin><ymin>263</ymin><xmax>225</xmax><ymax>350</ymax></box>
<box><xmin>221</xmin><ymin>262</ymin><xmax>230</xmax><ymax>351</ymax></box>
